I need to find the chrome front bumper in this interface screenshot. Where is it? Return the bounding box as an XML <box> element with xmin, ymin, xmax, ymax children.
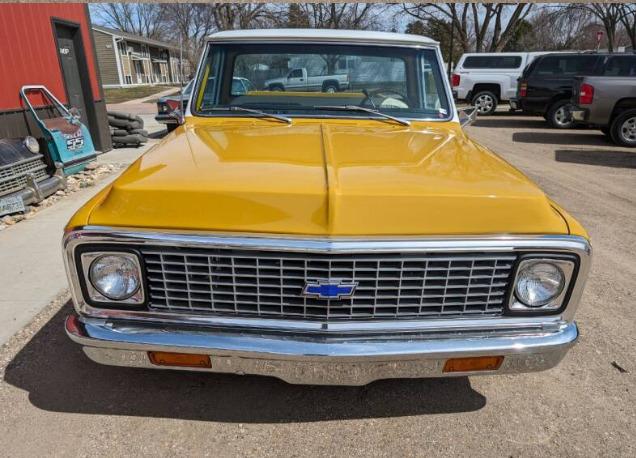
<box><xmin>155</xmin><ymin>114</ymin><xmax>178</xmax><ymax>125</ymax></box>
<box><xmin>66</xmin><ymin>314</ymin><xmax>578</xmax><ymax>385</ymax></box>
<box><xmin>5</xmin><ymin>173</ymin><xmax>65</xmax><ymax>207</ymax></box>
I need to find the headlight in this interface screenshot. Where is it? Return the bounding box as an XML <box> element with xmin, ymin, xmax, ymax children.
<box><xmin>510</xmin><ymin>257</ymin><xmax>576</xmax><ymax>312</ymax></box>
<box><xmin>515</xmin><ymin>261</ymin><xmax>564</xmax><ymax>306</ymax></box>
<box><xmin>81</xmin><ymin>252</ymin><xmax>144</xmax><ymax>304</ymax></box>
<box><xmin>23</xmin><ymin>136</ymin><xmax>40</xmax><ymax>153</ymax></box>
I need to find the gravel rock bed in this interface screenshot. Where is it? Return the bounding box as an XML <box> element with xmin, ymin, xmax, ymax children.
<box><xmin>0</xmin><ymin>162</ymin><xmax>126</xmax><ymax>231</ymax></box>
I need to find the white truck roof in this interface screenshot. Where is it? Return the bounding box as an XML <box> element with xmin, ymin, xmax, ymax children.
<box><xmin>208</xmin><ymin>29</ymin><xmax>438</xmax><ymax>46</ymax></box>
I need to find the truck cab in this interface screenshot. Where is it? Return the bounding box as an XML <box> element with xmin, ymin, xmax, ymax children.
<box><xmin>452</xmin><ymin>52</ymin><xmax>543</xmax><ymax>115</ymax></box>
<box><xmin>265</xmin><ymin>66</ymin><xmax>349</xmax><ymax>93</ymax></box>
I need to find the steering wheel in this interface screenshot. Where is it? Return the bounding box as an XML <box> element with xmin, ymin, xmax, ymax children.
<box><xmin>360</xmin><ymin>88</ymin><xmax>408</xmax><ymax>108</ymax></box>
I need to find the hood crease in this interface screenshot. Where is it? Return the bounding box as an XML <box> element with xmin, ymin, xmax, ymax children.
<box><xmin>320</xmin><ymin>122</ymin><xmax>337</xmax><ymax>234</ymax></box>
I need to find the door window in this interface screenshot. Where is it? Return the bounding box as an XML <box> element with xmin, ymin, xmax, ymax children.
<box><xmin>463</xmin><ymin>56</ymin><xmax>522</xmax><ymax>69</ymax></box>
<box><xmin>289</xmin><ymin>69</ymin><xmax>303</xmax><ymax>78</ymax></box>
<box><xmin>602</xmin><ymin>56</ymin><xmax>636</xmax><ymax>76</ymax></box>
<box><xmin>535</xmin><ymin>56</ymin><xmax>598</xmax><ymax>76</ymax></box>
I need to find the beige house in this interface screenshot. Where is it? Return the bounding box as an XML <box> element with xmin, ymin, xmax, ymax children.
<box><xmin>92</xmin><ymin>25</ymin><xmax>192</xmax><ymax>88</ymax></box>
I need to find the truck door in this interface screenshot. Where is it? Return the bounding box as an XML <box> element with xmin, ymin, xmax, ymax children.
<box><xmin>286</xmin><ymin>69</ymin><xmax>306</xmax><ymax>91</ymax></box>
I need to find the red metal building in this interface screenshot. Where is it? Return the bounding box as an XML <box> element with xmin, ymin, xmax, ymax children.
<box><xmin>0</xmin><ymin>3</ymin><xmax>111</xmax><ymax>151</ymax></box>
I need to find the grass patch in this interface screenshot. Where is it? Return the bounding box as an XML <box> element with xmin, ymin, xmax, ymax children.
<box><xmin>104</xmin><ymin>85</ymin><xmax>178</xmax><ymax>104</ymax></box>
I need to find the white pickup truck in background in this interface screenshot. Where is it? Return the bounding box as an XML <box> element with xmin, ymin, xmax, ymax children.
<box><xmin>264</xmin><ymin>68</ymin><xmax>350</xmax><ymax>93</ymax></box>
<box><xmin>452</xmin><ymin>52</ymin><xmax>550</xmax><ymax>115</ymax></box>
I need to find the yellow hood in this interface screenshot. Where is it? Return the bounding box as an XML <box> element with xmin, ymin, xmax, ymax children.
<box><xmin>85</xmin><ymin>118</ymin><xmax>569</xmax><ymax>236</ymax></box>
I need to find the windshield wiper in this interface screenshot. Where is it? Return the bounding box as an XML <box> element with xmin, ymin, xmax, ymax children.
<box><xmin>313</xmin><ymin>105</ymin><xmax>411</xmax><ymax>126</ymax></box>
<box><xmin>205</xmin><ymin>106</ymin><xmax>292</xmax><ymax>124</ymax></box>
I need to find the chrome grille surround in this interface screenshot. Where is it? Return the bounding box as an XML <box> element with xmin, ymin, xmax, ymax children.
<box><xmin>63</xmin><ymin>227</ymin><xmax>592</xmax><ymax>332</ymax></box>
<box><xmin>142</xmin><ymin>247</ymin><xmax>516</xmax><ymax>320</ymax></box>
<box><xmin>0</xmin><ymin>156</ymin><xmax>49</xmax><ymax>197</ymax></box>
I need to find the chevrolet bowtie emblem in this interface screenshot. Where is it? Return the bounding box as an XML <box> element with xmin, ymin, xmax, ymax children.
<box><xmin>302</xmin><ymin>280</ymin><xmax>357</xmax><ymax>300</ymax></box>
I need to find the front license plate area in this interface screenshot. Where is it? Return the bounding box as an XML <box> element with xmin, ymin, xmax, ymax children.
<box><xmin>210</xmin><ymin>356</ymin><xmax>445</xmax><ymax>385</ymax></box>
<box><xmin>0</xmin><ymin>195</ymin><xmax>25</xmax><ymax>216</ymax></box>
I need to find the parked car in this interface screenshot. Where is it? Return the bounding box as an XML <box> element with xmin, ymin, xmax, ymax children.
<box><xmin>63</xmin><ymin>29</ymin><xmax>590</xmax><ymax>386</ymax></box>
<box><xmin>510</xmin><ymin>52</ymin><xmax>614</xmax><ymax>128</ymax></box>
<box><xmin>570</xmin><ymin>54</ymin><xmax>636</xmax><ymax>146</ymax></box>
<box><xmin>452</xmin><ymin>52</ymin><xmax>549</xmax><ymax>115</ymax></box>
<box><xmin>0</xmin><ymin>136</ymin><xmax>64</xmax><ymax>217</ymax></box>
<box><xmin>264</xmin><ymin>67</ymin><xmax>350</xmax><ymax>93</ymax></box>
<box><xmin>156</xmin><ymin>78</ymin><xmax>255</xmax><ymax>131</ymax></box>
<box><xmin>155</xmin><ymin>80</ymin><xmax>193</xmax><ymax>131</ymax></box>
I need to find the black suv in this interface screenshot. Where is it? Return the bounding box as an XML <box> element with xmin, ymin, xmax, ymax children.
<box><xmin>511</xmin><ymin>53</ymin><xmax>611</xmax><ymax>128</ymax></box>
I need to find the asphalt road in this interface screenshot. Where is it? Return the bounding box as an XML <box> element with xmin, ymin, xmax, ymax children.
<box><xmin>0</xmin><ymin>113</ymin><xmax>634</xmax><ymax>456</ymax></box>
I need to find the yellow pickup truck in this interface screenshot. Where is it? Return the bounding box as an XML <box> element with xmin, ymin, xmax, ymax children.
<box><xmin>63</xmin><ymin>29</ymin><xmax>590</xmax><ymax>385</ymax></box>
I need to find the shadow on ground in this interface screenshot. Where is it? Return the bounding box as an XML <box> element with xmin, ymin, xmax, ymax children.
<box><xmin>512</xmin><ymin>131</ymin><xmax>609</xmax><ymax>146</ymax></box>
<box><xmin>148</xmin><ymin>128</ymin><xmax>169</xmax><ymax>140</ymax></box>
<box><xmin>555</xmin><ymin>149</ymin><xmax>636</xmax><ymax>169</ymax></box>
<box><xmin>4</xmin><ymin>302</ymin><xmax>486</xmax><ymax>423</ymax></box>
<box><xmin>472</xmin><ymin>116</ymin><xmax>548</xmax><ymax>130</ymax></box>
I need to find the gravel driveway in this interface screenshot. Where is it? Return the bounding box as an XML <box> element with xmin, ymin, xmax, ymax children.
<box><xmin>0</xmin><ymin>113</ymin><xmax>634</xmax><ymax>457</ymax></box>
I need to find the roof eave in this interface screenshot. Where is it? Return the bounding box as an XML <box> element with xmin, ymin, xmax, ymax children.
<box><xmin>92</xmin><ymin>26</ymin><xmax>180</xmax><ymax>52</ymax></box>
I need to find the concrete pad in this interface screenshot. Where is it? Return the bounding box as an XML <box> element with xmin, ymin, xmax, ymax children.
<box><xmin>138</xmin><ymin>113</ymin><xmax>167</xmax><ymax>137</ymax></box>
<box><xmin>122</xmin><ymin>86</ymin><xmax>179</xmax><ymax>104</ymax></box>
<box><xmin>106</xmin><ymin>86</ymin><xmax>179</xmax><ymax>114</ymax></box>
<box><xmin>107</xmin><ymin>101</ymin><xmax>157</xmax><ymax>115</ymax></box>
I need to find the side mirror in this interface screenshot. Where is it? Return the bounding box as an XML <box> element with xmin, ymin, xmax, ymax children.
<box><xmin>458</xmin><ymin>106</ymin><xmax>478</xmax><ymax>127</ymax></box>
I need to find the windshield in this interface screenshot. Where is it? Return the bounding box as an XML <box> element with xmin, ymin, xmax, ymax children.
<box><xmin>192</xmin><ymin>43</ymin><xmax>450</xmax><ymax>120</ymax></box>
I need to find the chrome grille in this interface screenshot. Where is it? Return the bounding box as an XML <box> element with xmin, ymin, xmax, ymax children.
<box><xmin>142</xmin><ymin>247</ymin><xmax>516</xmax><ymax>320</ymax></box>
<box><xmin>0</xmin><ymin>157</ymin><xmax>49</xmax><ymax>197</ymax></box>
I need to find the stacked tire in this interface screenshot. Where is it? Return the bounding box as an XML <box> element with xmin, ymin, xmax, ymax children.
<box><xmin>108</xmin><ymin>111</ymin><xmax>149</xmax><ymax>148</ymax></box>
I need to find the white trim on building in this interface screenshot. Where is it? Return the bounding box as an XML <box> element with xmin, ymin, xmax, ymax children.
<box><xmin>112</xmin><ymin>35</ymin><xmax>124</xmax><ymax>86</ymax></box>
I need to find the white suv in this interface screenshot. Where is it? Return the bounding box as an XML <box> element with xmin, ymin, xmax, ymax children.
<box><xmin>452</xmin><ymin>52</ymin><xmax>547</xmax><ymax>115</ymax></box>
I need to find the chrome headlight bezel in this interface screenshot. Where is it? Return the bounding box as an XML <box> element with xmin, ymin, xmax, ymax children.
<box><xmin>23</xmin><ymin>136</ymin><xmax>40</xmax><ymax>153</ymax></box>
<box><xmin>508</xmin><ymin>255</ymin><xmax>578</xmax><ymax>314</ymax></box>
<box><xmin>78</xmin><ymin>249</ymin><xmax>145</xmax><ymax>307</ymax></box>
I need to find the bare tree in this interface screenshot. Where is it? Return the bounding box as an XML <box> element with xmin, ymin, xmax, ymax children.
<box><xmin>567</xmin><ymin>3</ymin><xmax>623</xmax><ymax>52</ymax></box>
<box><xmin>618</xmin><ymin>4</ymin><xmax>636</xmax><ymax>51</ymax></box>
<box><xmin>525</xmin><ymin>6</ymin><xmax>594</xmax><ymax>51</ymax></box>
<box><xmin>159</xmin><ymin>4</ymin><xmax>216</xmax><ymax>67</ymax></box>
<box><xmin>157</xmin><ymin>3</ymin><xmax>270</xmax><ymax>68</ymax></box>
<box><xmin>95</xmin><ymin>3</ymin><xmax>165</xmax><ymax>39</ymax></box>
<box><xmin>403</xmin><ymin>3</ymin><xmax>533</xmax><ymax>53</ymax></box>
<box><xmin>209</xmin><ymin>3</ymin><xmax>269</xmax><ymax>30</ymax></box>
<box><xmin>298</xmin><ymin>3</ymin><xmax>385</xmax><ymax>30</ymax></box>
<box><xmin>488</xmin><ymin>3</ymin><xmax>534</xmax><ymax>51</ymax></box>
<box><xmin>284</xmin><ymin>3</ymin><xmax>311</xmax><ymax>28</ymax></box>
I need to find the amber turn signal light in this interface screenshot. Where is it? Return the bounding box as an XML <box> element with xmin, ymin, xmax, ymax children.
<box><xmin>443</xmin><ymin>356</ymin><xmax>504</xmax><ymax>373</ymax></box>
<box><xmin>148</xmin><ymin>351</ymin><xmax>211</xmax><ymax>368</ymax></box>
